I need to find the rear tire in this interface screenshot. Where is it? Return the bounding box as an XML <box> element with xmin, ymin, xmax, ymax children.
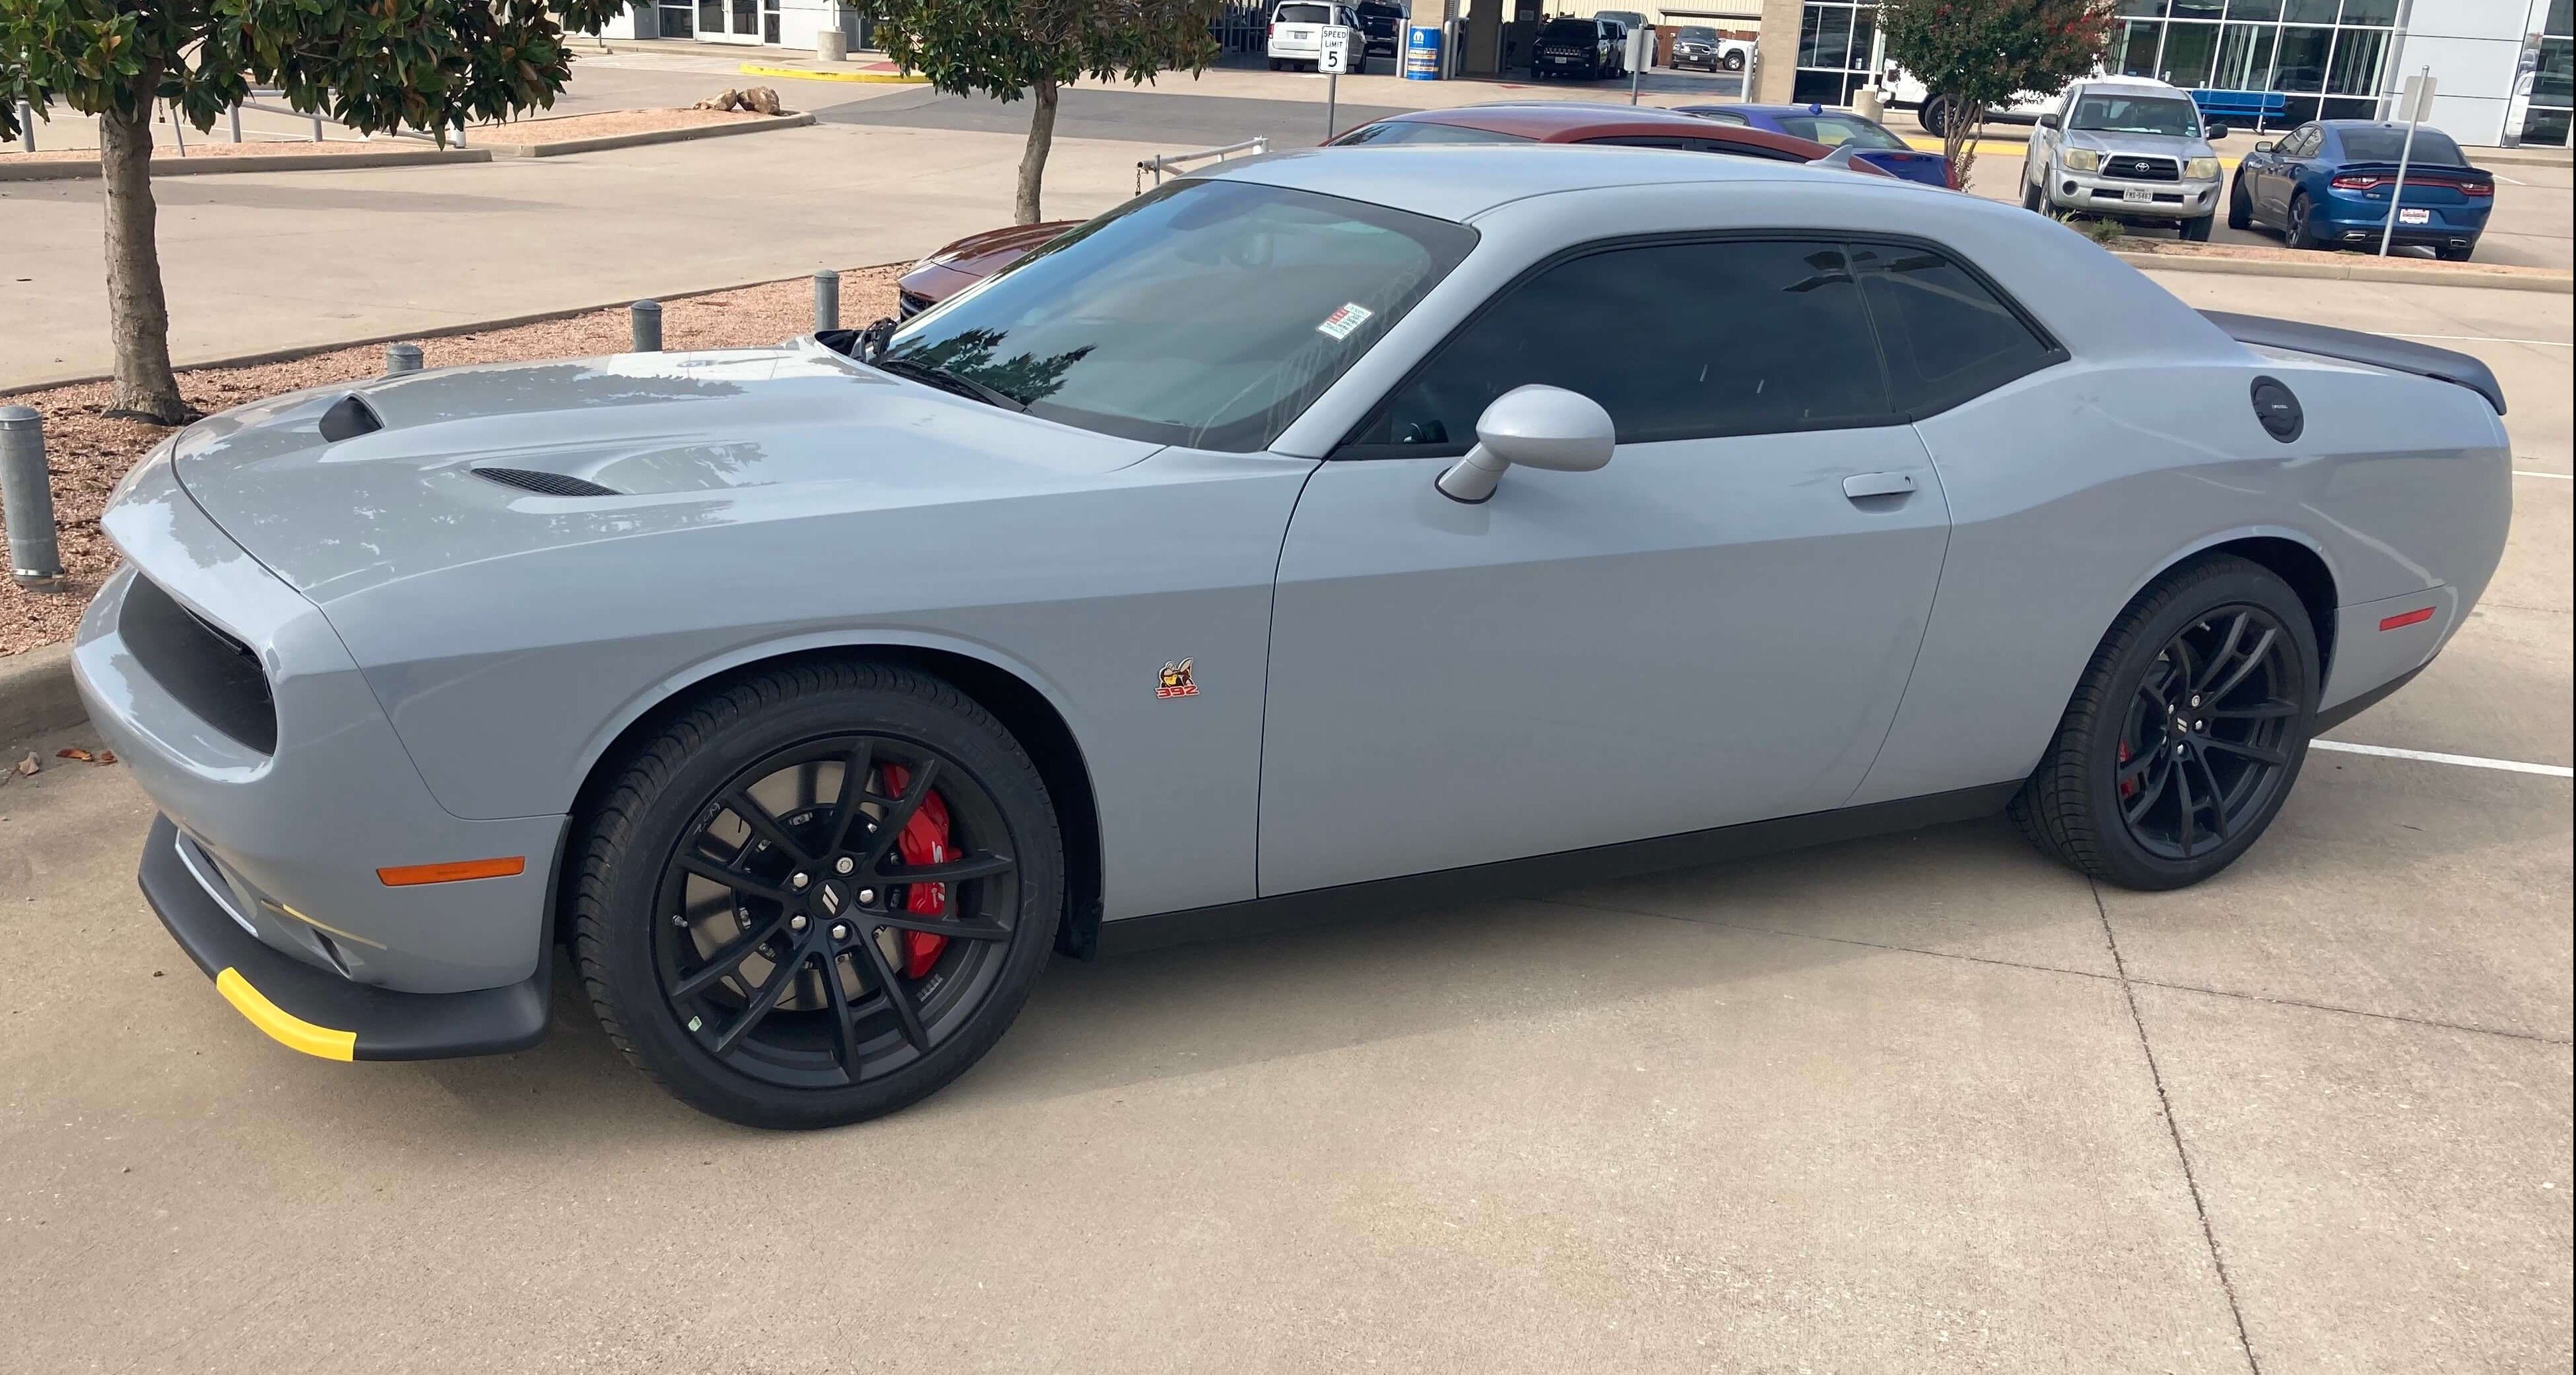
<box><xmin>571</xmin><ymin>659</ymin><xmax>1063</xmax><ymax>1128</ymax></box>
<box><xmin>2010</xmin><ymin>556</ymin><xmax>2318</xmax><ymax>891</ymax></box>
<box><xmin>2285</xmin><ymin>191</ymin><xmax>2322</xmax><ymax>250</ymax></box>
<box><xmin>2226</xmin><ymin>173</ymin><xmax>2252</xmax><ymax>230</ymax></box>
<box><xmin>1919</xmin><ymin>96</ymin><xmax>1951</xmax><ymax>139</ymax></box>
<box><xmin>1721</xmin><ymin>51</ymin><xmax>1744</xmax><ymax>71</ymax></box>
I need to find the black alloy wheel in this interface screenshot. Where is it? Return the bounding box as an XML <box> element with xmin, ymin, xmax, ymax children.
<box><xmin>2012</xmin><ymin>555</ymin><xmax>2317</xmax><ymax>890</ymax></box>
<box><xmin>2286</xmin><ymin>192</ymin><xmax>2319</xmax><ymax>250</ymax></box>
<box><xmin>574</xmin><ymin>660</ymin><xmax>1061</xmax><ymax>1128</ymax></box>
<box><xmin>2109</xmin><ymin>606</ymin><xmax>2301</xmax><ymax>862</ymax></box>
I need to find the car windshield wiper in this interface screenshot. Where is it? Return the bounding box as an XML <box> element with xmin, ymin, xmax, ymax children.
<box><xmin>871</xmin><ymin>356</ymin><xmax>1029</xmax><ymax>413</ymax></box>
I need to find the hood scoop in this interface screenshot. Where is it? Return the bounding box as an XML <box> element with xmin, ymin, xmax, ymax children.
<box><xmin>473</xmin><ymin>467</ymin><xmax>626</xmax><ymax>498</ymax></box>
<box><xmin>317</xmin><ymin>394</ymin><xmax>383</xmax><ymax>443</ymax></box>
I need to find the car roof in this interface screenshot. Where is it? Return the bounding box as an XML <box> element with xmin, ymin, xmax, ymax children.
<box><xmin>1708</xmin><ymin>104</ymin><xmax>1878</xmax><ymax>120</ymax></box>
<box><xmin>1367</xmin><ymin>103</ymin><xmax>1826</xmax><ymax>156</ymax></box>
<box><xmin>1207</xmin><ymin>142</ymin><xmax>1885</xmax><ymax>222</ymax></box>
<box><xmin>2070</xmin><ymin>76</ymin><xmax>2184</xmax><ymax>96</ymax></box>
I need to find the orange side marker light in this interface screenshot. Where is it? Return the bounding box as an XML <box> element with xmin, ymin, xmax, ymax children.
<box><xmin>377</xmin><ymin>856</ymin><xmax>527</xmax><ymax>886</ymax></box>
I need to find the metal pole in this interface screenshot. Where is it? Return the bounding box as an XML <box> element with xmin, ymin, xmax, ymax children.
<box><xmin>168</xmin><ymin>100</ymin><xmax>185</xmax><ymax>155</ymax></box>
<box><xmin>2379</xmin><ymin>66</ymin><xmax>2427</xmax><ymax>258</ymax></box>
<box><xmin>384</xmin><ymin>342</ymin><xmax>423</xmax><ymax>374</ymax></box>
<box><xmin>229</xmin><ymin>105</ymin><xmax>242</xmax><ymax>143</ymax></box>
<box><xmin>311</xmin><ymin>110</ymin><xmax>325</xmax><ymax>142</ymax></box>
<box><xmin>1326</xmin><ymin>70</ymin><xmax>1338</xmax><ymax>142</ymax></box>
<box><xmin>1</xmin><ymin>407</ymin><xmax>66</xmax><ymax>591</ymax></box>
<box><xmin>813</xmin><ymin>269</ymin><xmax>840</xmax><ymax>332</ymax></box>
<box><xmin>19</xmin><ymin>99</ymin><xmax>36</xmax><ymax>153</ymax></box>
<box><xmin>631</xmin><ymin>300</ymin><xmax>662</xmax><ymax>352</ymax></box>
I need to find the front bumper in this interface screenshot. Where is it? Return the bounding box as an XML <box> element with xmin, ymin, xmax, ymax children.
<box><xmin>143</xmin><ymin>816</ymin><xmax>550</xmax><ymax>1060</ymax></box>
<box><xmin>2044</xmin><ymin>169</ymin><xmax>2220</xmax><ymax>220</ymax></box>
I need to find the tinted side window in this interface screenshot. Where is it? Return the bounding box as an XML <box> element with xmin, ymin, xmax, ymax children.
<box><xmin>1574</xmin><ymin>134</ymin><xmax>1805</xmax><ymax>160</ymax></box>
<box><xmin>1334</xmin><ymin>120</ymin><xmax>1533</xmax><ymax>145</ymax></box>
<box><xmin>1848</xmin><ymin>243</ymin><xmax>2057</xmax><ymax>416</ymax></box>
<box><xmin>1347</xmin><ymin>240</ymin><xmax>1893</xmax><ymax>454</ymax></box>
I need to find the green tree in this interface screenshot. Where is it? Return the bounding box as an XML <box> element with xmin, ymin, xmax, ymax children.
<box><xmin>0</xmin><ymin>1</ymin><xmax>623</xmax><ymax>424</ymax></box>
<box><xmin>1877</xmin><ymin>0</ymin><xmax>2114</xmax><ymax>186</ymax></box>
<box><xmin>864</xmin><ymin>0</ymin><xmax>1219</xmax><ymax>226</ymax></box>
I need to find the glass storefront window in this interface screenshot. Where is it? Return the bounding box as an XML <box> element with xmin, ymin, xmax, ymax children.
<box><xmin>2324</xmin><ymin>25</ymin><xmax>2385</xmax><ymax>94</ymax></box>
<box><xmin>2160</xmin><ymin>21</ymin><xmax>2220</xmax><ymax>84</ymax></box>
<box><xmin>2282</xmin><ymin>0</ymin><xmax>2337</xmax><ymax>22</ymax></box>
<box><xmin>2214</xmin><ymin>22</ymin><xmax>2277</xmax><ymax>88</ymax></box>
<box><xmin>2273</xmin><ymin>25</ymin><xmax>2330</xmax><ymax>90</ymax></box>
<box><xmin>2522</xmin><ymin>0</ymin><xmax>2573</xmax><ymax>148</ymax></box>
<box><xmin>1794</xmin><ymin>1</ymin><xmax>1878</xmax><ymax>109</ymax></box>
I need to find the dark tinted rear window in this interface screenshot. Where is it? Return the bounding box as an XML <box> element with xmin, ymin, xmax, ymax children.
<box><xmin>1774</xmin><ymin>114</ymin><xmax>1908</xmax><ymax>149</ymax></box>
<box><xmin>1276</xmin><ymin>3</ymin><xmax>1331</xmax><ymax>20</ymax></box>
<box><xmin>1333</xmin><ymin>119</ymin><xmax>1534</xmax><ymax>145</ymax></box>
<box><xmin>1347</xmin><ymin>240</ymin><xmax>1894</xmax><ymax>452</ymax></box>
<box><xmin>2338</xmin><ymin>127</ymin><xmax>2466</xmax><ymax>164</ymax></box>
<box><xmin>1848</xmin><ymin>243</ymin><xmax>2058</xmax><ymax>416</ymax></box>
<box><xmin>1541</xmin><ymin>18</ymin><xmax>1598</xmax><ymax>40</ymax></box>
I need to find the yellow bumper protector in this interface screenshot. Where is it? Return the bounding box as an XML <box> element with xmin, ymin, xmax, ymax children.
<box><xmin>214</xmin><ymin>968</ymin><xmax>358</xmax><ymax>1062</ymax></box>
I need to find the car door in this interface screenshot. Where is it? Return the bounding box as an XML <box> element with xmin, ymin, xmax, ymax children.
<box><xmin>2256</xmin><ymin>125</ymin><xmax>2315</xmax><ymax>219</ymax></box>
<box><xmin>1258</xmin><ymin>237</ymin><xmax>1955</xmax><ymax>895</ymax></box>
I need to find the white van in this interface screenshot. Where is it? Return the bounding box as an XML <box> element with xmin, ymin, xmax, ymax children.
<box><xmin>1268</xmin><ymin>1</ymin><xmax>1362</xmax><ymax>70</ymax></box>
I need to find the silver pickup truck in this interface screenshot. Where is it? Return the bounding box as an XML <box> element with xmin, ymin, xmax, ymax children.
<box><xmin>2021</xmin><ymin>78</ymin><xmax>2230</xmax><ymax>241</ymax></box>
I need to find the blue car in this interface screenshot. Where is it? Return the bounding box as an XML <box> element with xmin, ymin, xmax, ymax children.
<box><xmin>2228</xmin><ymin>120</ymin><xmax>2494</xmax><ymax>260</ymax></box>
<box><xmin>1675</xmin><ymin>103</ymin><xmax>1952</xmax><ymax>187</ymax></box>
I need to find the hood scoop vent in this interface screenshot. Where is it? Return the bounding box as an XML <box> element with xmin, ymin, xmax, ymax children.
<box><xmin>473</xmin><ymin>467</ymin><xmax>626</xmax><ymax>498</ymax></box>
<box><xmin>317</xmin><ymin>394</ymin><xmax>383</xmax><ymax>443</ymax></box>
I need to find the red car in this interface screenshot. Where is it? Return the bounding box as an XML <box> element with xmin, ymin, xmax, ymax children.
<box><xmin>893</xmin><ymin>104</ymin><xmax>1837</xmax><ymax>317</ymax></box>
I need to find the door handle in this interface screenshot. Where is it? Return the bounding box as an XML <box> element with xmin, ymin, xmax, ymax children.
<box><xmin>1842</xmin><ymin>471</ymin><xmax>1918</xmax><ymax>500</ymax></box>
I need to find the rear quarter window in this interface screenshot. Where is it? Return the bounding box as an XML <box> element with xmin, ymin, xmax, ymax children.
<box><xmin>1847</xmin><ymin>242</ymin><xmax>2062</xmax><ymax>416</ymax></box>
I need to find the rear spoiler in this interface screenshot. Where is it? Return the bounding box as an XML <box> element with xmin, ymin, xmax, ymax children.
<box><xmin>2201</xmin><ymin>309</ymin><xmax>2506</xmax><ymax>416</ymax></box>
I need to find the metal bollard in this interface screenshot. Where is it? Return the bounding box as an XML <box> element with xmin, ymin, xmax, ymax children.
<box><xmin>813</xmin><ymin>269</ymin><xmax>840</xmax><ymax>333</ymax></box>
<box><xmin>16</xmin><ymin>100</ymin><xmax>33</xmax><ymax>155</ymax></box>
<box><xmin>631</xmin><ymin>300</ymin><xmax>663</xmax><ymax>353</ymax></box>
<box><xmin>1</xmin><ymin>406</ymin><xmax>67</xmax><ymax>592</ymax></box>
<box><xmin>384</xmin><ymin>342</ymin><xmax>423</xmax><ymax>374</ymax></box>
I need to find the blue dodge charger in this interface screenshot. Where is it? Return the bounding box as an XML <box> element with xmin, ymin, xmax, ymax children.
<box><xmin>2228</xmin><ymin>120</ymin><xmax>2494</xmax><ymax>260</ymax></box>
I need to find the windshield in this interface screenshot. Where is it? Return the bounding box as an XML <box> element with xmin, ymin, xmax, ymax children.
<box><xmin>2066</xmin><ymin>93</ymin><xmax>2202</xmax><ymax>137</ymax></box>
<box><xmin>1540</xmin><ymin>19</ymin><xmax>1598</xmax><ymax>41</ymax></box>
<box><xmin>1332</xmin><ymin>118</ymin><xmax>1533</xmax><ymax>145</ymax></box>
<box><xmin>885</xmin><ymin>180</ymin><xmax>1477</xmax><ymax>451</ymax></box>
<box><xmin>2339</xmin><ymin>127</ymin><xmax>2466</xmax><ymax>164</ymax></box>
<box><xmin>1774</xmin><ymin>113</ymin><xmax>1909</xmax><ymax>149</ymax></box>
<box><xmin>1675</xmin><ymin>26</ymin><xmax>1717</xmax><ymax>40</ymax></box>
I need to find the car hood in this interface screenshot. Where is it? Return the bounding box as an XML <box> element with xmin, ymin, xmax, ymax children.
<box><xmin>2065</xmin><ymin>129</ymin><xmax>2216</xmax><ymax>161</ymax></box>
<box><xmin>169</xmin><ymin>341</ymin><xmax>1160</xmax><ymax>604</ymax></box>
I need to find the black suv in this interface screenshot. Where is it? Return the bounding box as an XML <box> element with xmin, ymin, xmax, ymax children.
<box><xmin>1356</xmin><ymin>0</ymin><xmax>1404</xmax><ymax>60</ymax></box>
<box><xmin>1532</xmin><ymin>15</ymin><xmax>1617</xmax><ymax>80</ymax></box>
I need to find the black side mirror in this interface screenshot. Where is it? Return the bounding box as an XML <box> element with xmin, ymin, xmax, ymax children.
<box><xmin>2206</xmin><ymin>123</ymin><xmax>2230</xmax><ymax>140</ymax></box>
<box><xmin>2037</xmin><ymin>112</ymin><xmax>2059</xmax><ymax>130</ymax></box>
<box><xmin>2252</xmin><ymin>139</ymin><xmax>2275</xmax><ymax>153</ymax></box>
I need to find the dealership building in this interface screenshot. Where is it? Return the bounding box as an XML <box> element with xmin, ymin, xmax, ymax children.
<box><xmin>1745</xmin><ymin>0</ymin><xmax>2573</xmax><ymax>148</ymax></box>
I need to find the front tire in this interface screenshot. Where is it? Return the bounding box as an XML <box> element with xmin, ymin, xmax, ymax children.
<box><xmin>1919</xmin><ymin>96</ymin><xmax>1951</xmax><ymax>139</ymax></box>
<box><xmin>572</xmin><ymin>660</ymin><xmax>1063</xmax><ymax>1128</ymax></box>
<box><xmin>2022</xmin><ymin>173</ymin><xmax>2046</xmax><ymax>212</ymax></box>
<box><xmin>2226</xmin><ymin>173</ymin><xmax>2252</xmax><ymax>230</ymax></box>
<box><xmin>2182</xmin><ymin>213</ymin><xmax>2214</xmax><ymax>242</ymax></box>
<box><xmin>1720</xmin><ymin>51</ymin><xmax>1744</xmax><ymax>71</ymax></box>
<box><xmin>2010</xmin><ymin>556</ymin><xmax>2318</xmax><ymax>890</ymax></box>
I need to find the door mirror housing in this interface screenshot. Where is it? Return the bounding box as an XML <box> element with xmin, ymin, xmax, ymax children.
<box><xmin>1436</xmin><ymin>384</ymin><xmax>1616</xmax><ymax>503</ymax></box>
<box><xmin>2036</xmin><ymin>112</ymin><xmax>2060</xmax><ymax>130</ymax></box>
<box><xmin>2252</xmin><ymin>139</ymin><xmax>2274</xmax><ymax>153</ymax></box>
<box><xmin>2205</xmin><ymin>122</ymin><xmax>2230</xmax><ymax>140</ymax></box>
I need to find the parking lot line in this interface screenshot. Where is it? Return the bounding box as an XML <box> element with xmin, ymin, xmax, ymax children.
<box><xmin>2312</xmin><ymin>739</ymin><xmax>2575</xmax><ymax>777</ymax></box>
<box><xmin>2383</xmin><ymin>333</ymin><xmax>2573</xmax><ymax>347</ymax></box>
<box><xmin>2514</xmin><ymin>469</ymin><xmax>2572</xmax><ymax>479</ymax></box>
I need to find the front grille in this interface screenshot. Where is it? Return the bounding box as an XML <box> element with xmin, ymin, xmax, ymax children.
<box><xmin>473</xmin><ymin>467</ymin><xmax>623</xmax><ymax>497</ymax></box>
<box><xmin>2103</xmin><ymin>155</ymin><xmax>2178</xmax><ymax>182</ymax></box>
<box><xmin>121</xmin><ymin>575</ymin><xmax>277</xmax><ymax>755</ymax></box>
<box><xmin>896</xmin><ymin>289</ymin><xmax>935</xmax><ymax>320</ymax></box>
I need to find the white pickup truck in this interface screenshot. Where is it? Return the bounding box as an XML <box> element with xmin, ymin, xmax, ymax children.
<box><xmin>1882</xmin><ymin>68</ymin><xmax>2084</xmax><ymax>138</ymax></box>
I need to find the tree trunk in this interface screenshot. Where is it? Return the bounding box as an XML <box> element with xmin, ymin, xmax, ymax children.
<box><xmin>1015</xmin><ymin>78</ymin><xmax>1058</xmax><ymax>226</ymax></box>
<box><xmin>98</xmin><ymin>84</ymin><xmax>188</xmax><ymax>425</ymax></box>
<box><xmin>1941</xmin><ymin>98</ymin><xmax>1979</xmax><ymax>195</ymax></box>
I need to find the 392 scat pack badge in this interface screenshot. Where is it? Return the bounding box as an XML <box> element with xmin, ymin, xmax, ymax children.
<box><xmin>1157</xmin><ymin>659</ymin><xmax>1199</xmax><ymax>699</ymax></box>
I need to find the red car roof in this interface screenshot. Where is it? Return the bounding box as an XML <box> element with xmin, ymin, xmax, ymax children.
<box><xmin>1367</xmin><ymin>104</ymin><xmax>1829</xmax><ymax>160</ymax></box>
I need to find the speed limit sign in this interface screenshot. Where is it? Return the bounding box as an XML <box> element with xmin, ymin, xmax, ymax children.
<box><xmin>1320</xmin><ymin>25</ymin><xmax>1353</xmax><ymax>75</ymax></box>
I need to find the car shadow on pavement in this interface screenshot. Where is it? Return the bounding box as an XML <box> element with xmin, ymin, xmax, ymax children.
<box><xmin>374</xmin><ymin>813</ymin><xmax>2108</xmax><ymax>1142</ymax></box>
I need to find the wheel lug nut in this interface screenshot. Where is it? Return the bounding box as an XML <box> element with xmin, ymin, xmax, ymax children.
<box><xmin>835</xmin><ymin>856</ymin><xmax>855</xmax><ymax>874</ymax></box>
<box><xmin>2175</xmin><ymin>744</ymin><xmax>2188</xmax><ymax>756</ymax></box>
<box><xmin>789</xmin><ymin>872</ymin><xmax>809</xmax><ymax>890</ymax></box>
<box><xmin>857</xmin><ymin>888</ymin><xmax>877</xmax><ymax>905</ymax></box>
<box><xmin>789</xmin><ymin>914</ymin><xmax>809</xmax><ymax>931</ymax></box>
<box><xmin>830</xmin><ymin>922</ymin><xmax>850</xmax><ymax>941</ymax></box>
<box><xmin>2190</xmin><ymin>695</ymin><xmax>2202</xmax><ymax>707</ymax></box>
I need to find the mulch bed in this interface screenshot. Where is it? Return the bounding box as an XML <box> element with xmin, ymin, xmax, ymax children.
<box><xmin>0</xmin><ymin>264</ymin><xmax>903</xmax><ymax>656</ymax></box>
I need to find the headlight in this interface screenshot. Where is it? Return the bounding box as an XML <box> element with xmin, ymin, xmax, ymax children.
<box><xmin>2062</xmin><ymin>147</ymin><xmax>2101</xmax><ymax>172</ymax></box>
<box><xmin>2185</xmin><ymin>157</ymin><xmax>2220</xmax><ymax>180</ymax></box>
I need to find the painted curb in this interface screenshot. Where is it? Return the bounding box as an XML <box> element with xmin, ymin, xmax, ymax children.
<box><xmin>738</xmin><ymin>62</ymin><xmax>927</xmax><ymax>84</ymax></box>
<box><xmin>0</xmin><ymin>642</ymin><xmax>82</xmax><ymax>750</ymax></box>
<box><xmin>0</xmin><ymin>147</ymin><xmax>489</xmax><ymax>182</ymax></box>
<box><xmin>486</xmin><ymin>111</ymin><xmax>815</xmax><ymax>158</ymax></box>
<box><xmin>2115</xmin><ymin>249</ymin><xmax>2574</xmax><ymax>293</ymax></box>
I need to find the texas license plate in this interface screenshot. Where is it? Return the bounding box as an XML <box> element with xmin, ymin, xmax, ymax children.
<box><xmin>2399</xmin><ymin>208</ymin><xmax>2431</xmax><ymax>225</ymax></box>
<box><xmin>2123</xmin><ymin>188</ymin><xmax>2152</xmax><ymax>203</ymax></box>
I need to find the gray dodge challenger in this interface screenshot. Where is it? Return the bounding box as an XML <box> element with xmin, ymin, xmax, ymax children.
<box><xmin>74</xmin><ymin>147</ymin><xmax>2510</xmax><ymax>1127</ymax></box>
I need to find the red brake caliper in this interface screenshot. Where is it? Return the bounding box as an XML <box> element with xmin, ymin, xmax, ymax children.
<box><xmin>877</xmin><ymin>764</ymin><xmax>954</xmax><ymax>978</ymax></box>
<box><xmin>2118</xmin><ymin>741</ymin><xmax>2137</xmax><ymax>799</ymax></box>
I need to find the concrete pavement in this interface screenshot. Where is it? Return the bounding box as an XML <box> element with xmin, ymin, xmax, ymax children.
<box><xmin>0</xmin><ymin>280</ymin><xmax>2566</xmax><ymax>1372</ymax></box>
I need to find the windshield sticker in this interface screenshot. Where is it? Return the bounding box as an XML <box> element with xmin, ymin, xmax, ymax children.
<box><xmin>1316</xmin><ymin>303</ymin><xmax>1374</xmax><ymax>340</ymax></box>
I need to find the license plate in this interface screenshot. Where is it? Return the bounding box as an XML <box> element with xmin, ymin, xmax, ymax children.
<box><xmin>2123</xmin><ymin>188</ymin><xmax>2152</xmax><ymax>203</ymax></box>
<box><xmin>2399</xmin><ymin>207</ymin><xmax>2431</xmax><ymax>225</ymax></box>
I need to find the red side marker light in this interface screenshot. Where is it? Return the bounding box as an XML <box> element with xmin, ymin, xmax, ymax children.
<box><xmin>378</xmin><ymin>856</ymin><xmax>527</xmax><ymax>886</ymax></box>
<box><xmin>2378</xmin><ymin>607</ymin><xmax>2435</xmax><ymax>632</ymax></box>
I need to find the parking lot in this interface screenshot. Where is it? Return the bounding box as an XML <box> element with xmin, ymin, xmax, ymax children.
<box><xmin>2</xmin><ymin>264</ymin><xmax>2566</xmax><ymax>1370</ymax></box>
